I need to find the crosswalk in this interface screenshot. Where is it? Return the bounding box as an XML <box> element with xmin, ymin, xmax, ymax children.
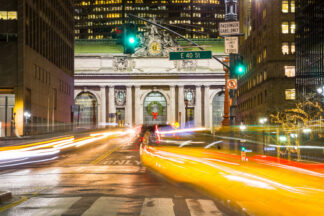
<box><xmin>1</xmin><ymin>196</ymin><xmax>226</xmax><ymax>216</ymax></box>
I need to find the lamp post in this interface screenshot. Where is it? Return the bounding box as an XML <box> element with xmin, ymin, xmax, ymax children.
<box><xmin>259</xmin><ymin>117</ymin><xmax>267</xmax><ymax>154</ymax></box>
<box><xmin>184</xmin><ymin>99</ymin><xmax>188</xmax><ymax>127</ymax></box>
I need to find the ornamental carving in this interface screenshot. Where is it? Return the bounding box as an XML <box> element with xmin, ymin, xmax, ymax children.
<box><xmin>184</xmin><ymin>88</ymin><xmax>195</xmax><ymax>106</ymax></box>
<box><xmin>174</xmin><ymin>60</ymin><xmax>198</xmax><ymax>71</ymax></box>
<box><xmin>115</xmin><ymin>89</ymin><xmax>126</xmax><ymax>106</ymax></box>
<box><xmin>134</xmin><ymin>19</ymin><xmax>180</xmax><ymax>57</ymax></box>
<box><xmin>113</xmin><ymin>56</ymin><xmax>135</xmax><ymax>71</ymax></box>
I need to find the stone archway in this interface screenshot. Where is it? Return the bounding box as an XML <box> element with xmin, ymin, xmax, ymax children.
<box><xmin>212</xmin><ymin>91</ymin><xmax>225</xmax><ymax>127</ymax></box>
<box><xmin>143</xmin><ymin>91</ymin><xmax>167</xmax><ymax>125</ymax></box>
<box><xmin>74</xmin><ymin>92</ymin><xmax>98</xmax><ymax>127</ymax></box>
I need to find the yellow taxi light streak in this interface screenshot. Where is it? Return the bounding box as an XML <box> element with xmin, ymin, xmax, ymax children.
<box><xmin>0</xmin><ymin>136</ymin><xmax>75</xmax><ymax>151</ymax></box>
<box><xmin>141</xmin><ymin>146</ymin><xmax>324</xmax><ymax>216</ymax></box>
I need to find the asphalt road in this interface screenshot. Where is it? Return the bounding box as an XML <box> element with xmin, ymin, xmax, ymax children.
<box><xmin>0</xmin><ymin>133</ymin><xmax>235</xmax><ymax>216</ymax></box>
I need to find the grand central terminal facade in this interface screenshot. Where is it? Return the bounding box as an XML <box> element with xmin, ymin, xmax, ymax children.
<box><xmin>74</xmin><ymin>26</ymin><xmax>226</xmax><ymax>129</ymax></box>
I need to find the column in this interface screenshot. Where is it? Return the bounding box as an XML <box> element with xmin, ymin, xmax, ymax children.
<box><xmin>178</xmin><ymin>85</ymin><xmax>185</xmax><ymax>127</ymax></box>
<box><xmin>170</xmin><ymin>85</ymin><xmax>176</xmax><ymax>123</ymax></box>
<box><xmin>100</xmin><ymin>86</ymin><xmax>106</xmax><ymax>125</ymax></box>
<box><xmin>108</xmin><ymin>86</ymin><xmax>116</xmax><ymax>123</ymax></box>
<box><xmin>194</xmin><ymin>85</ymin><xmax>202</xmax><ymax>127</ymax></box>
<box><xmin>204</xmin><ymin>85</ymin><xmax>210</xmax><ymax>128</ymax></box>
<box><xmin>125</xmin><ymin>86</ymin><xmax>132</xmax><ymax>126</ymax></box>
<box><xmin>134</xmin><ymin>86</ymin><xmax>141</xmax><ymax>125</ymax></box>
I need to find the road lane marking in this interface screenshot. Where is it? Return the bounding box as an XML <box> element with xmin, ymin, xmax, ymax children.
<box><xmin>140</xmin><ymin>198</ymin><xmax>175</xmax><ymax>216</ymax></box>
<box><xmin>2</xmin><ymin>197</ymin><xmax>81</xmax><ymax>216</ymax></box>
<box><xmin>82</xmin><ymin>197</ymin><xmax>128</xmax><ymax>216</ymax></box>
<box><xmin>90</xmin><ymin>145</ymin><xmax>121</xmax><ymax>165</ymax></box>
<box><xmin>0</xmin><ymin>196</ymin><xmax>29</xmax><ymax>213</ymax></box>
<box><xmin>186</xmin><ymin>199</ymin><xmax>223</xmax><ymax>216</ymax></box>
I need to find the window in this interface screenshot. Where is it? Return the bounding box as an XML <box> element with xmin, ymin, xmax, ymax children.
<box><xmin>291</xmin><ymin>43</ymin><xmax>295</xmax><ymax>54</ymax></box>
<box><xmin>282</xmin><ymin>1</ymin><xmax>289</xmax><ymax>13</ymax></box>
<box><xmin>264</xmin><ymin>71</ymin><xmax>267</xmax><ymax>80</ymax></box>
<box><xmin>0</xmin><ymin>11</ymin><xmax>17</xmax><ymax>20</ymax></box>
<box><xmin>285</xmin><ymin>89</ymin><xmax>296</xmax><ymax>100</ymax></box>
<box><xmin>282</xmin><ymin>43</ymin><xmax>289</xmax><ymax>55</ymax></box>
<box><xmin>291</xmin><ymin>1</ymin><xmax>295</xmax><ymax>13</ymax></box>
<box><xmin>282</xmin><ymin>22</ymin><xmax>289</xmax><ymax>34</ymax></box>
<box><xmin>0</xmin><ymin>11</ymin><xmax>6</xmax><ymax>20</ymax></box>
<box><xmin>290</xmin><ymin>22</ymin><xmax>296</xmax><ymax>34</ymax></box>
<box><xmin>285</xmin><ymin>66</ymin><xmax>295</xmax><ymax>77</ymax></box>
<box><xmin>7</xmin><ymin>11</ymin><xmax>17</xmax><ymax>20</ymax></box>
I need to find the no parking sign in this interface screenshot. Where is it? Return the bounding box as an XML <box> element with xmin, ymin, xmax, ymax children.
<box><xmin>227</xmin><ymin>79</ymin><xmax>238</xmax><ymax>90</ymax></box>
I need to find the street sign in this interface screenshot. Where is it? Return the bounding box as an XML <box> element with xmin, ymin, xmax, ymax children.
<box><xmin>225</xmin><ymin>37</ymin><xmax>239</xmax><ymax>54</ymax></box>
<box><xmin>219</xmin><ymin>21</ymin><xmax>240</xmax><ymax>36</ymax></box>
<box><xmin>227</xmin><ymin>79</ymin><xmax>238</xmax><ymax>89</ymax></box>
<box><xmin>169</xmin><ymin>50</ymin><xmax>212</xmax><ymax>60</ymax></box>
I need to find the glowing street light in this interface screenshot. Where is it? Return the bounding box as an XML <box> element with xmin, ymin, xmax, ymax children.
<box><xmin>259</xmin><ymin>117</ymin><xmax>267</xmax><ymax>124</ymax></box>
<box><xmin>303</xmin><ymin>128</ymin><xmax>312</xmax><ymax>134</ymax></box>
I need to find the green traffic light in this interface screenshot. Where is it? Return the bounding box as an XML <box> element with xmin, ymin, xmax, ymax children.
<box><xmin>236</xmin><ymin>65</ymin><xmax>245</xmax><ymax>74</ymax></box>
<box><xmin>128</xmin><ymin>37</ymin><xmax>135</xmax><ymax>44</ymax></box>
<box><xmin>241</xmin><ymin>146</ymin><xmax>246</xmax><ymax>152</ymax></box>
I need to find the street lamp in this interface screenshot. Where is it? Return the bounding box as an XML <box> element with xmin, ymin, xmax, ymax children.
<box><xmin>24</xmin><ymin>111</ymin><xmax>31</xmax><ymax>135</ymax></box>
<box><xmin>316</xmin><ymin>86</ymin><xmax>324</xmax><ymax>94</ymax></box>
<box><xmin>259</xmin><ymin>117</ymin><xmax>267</xmax><ymax>154</ymax></box>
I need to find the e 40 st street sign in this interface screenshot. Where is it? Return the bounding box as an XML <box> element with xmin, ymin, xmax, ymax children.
<box><xmin>169</xmin><ymin>50</ymin><xmax>212</xmax><ymax>60</ymax></box>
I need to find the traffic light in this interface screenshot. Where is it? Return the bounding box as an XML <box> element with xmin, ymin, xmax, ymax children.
<box><xmin>230</xmin><ymin>54</ymin><xmax>246</xmax><ymax>76</ymax></box>
<box><xmin>234</xmin><ymin>62</ymin><xmax>246</xmax><ymax>75</ymax></box>
<box><xmin>241</xmin><ymin>146</ymin><xmax>246</xmax><ymax>152</ymax></box>
<box><xmin>123</xmin><ymin>23</ymin><xmax>138</xmax><ymax>54</ymax></box>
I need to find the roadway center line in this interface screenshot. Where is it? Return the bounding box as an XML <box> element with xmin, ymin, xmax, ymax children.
<box><xmin>0</xmin><ymin>186</ymin><xmax>47</xmax><ymax>213</ymax></box>
<box><xmin>90</xmin><ymin>145</ymin><xmax>121</xmax><ymax>165</ymax></box>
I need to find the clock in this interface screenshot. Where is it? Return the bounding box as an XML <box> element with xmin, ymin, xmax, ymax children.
<box><xmin>148</xmin><ymin>40</ymin><xmax>162</xmax><ymax>56</ymax></box>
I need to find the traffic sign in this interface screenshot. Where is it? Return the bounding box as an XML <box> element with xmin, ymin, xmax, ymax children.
<box><xmin>169</xmin><ymin>51</ymin><xmax>212</xmax><ymax>60</ymax></box>
<box><xmin>219</xmin><ymin>21</ymin><xmax>240</xmax><ymax>36</ymax></box>
<box><xmin>225</xmin><ymin>37</ymin><xmax>238</xmax><ymax>54</ymax></box>
<box><xmin>227</xmin><ymin>79</ymin><xmax>238</xmax><ymax>90</ymax></box>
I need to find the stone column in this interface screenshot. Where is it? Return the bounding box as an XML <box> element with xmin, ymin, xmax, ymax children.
<box><xmin>204</xmin><ymin>85</ymin><xmax>210</xmax><ymax>128</ymax></box>
<box><xmin>100</xmin><ymin>86</ymin><xmax>106</xmax><ymax>125</ymax></box>
<box><xmin>125</xmin><ymin>86</ymin><xmax>132</xmax><ymax>126</ymax></box>
<box><xmin>194</xmin><ymin>85</ymin><xmax>202</xmax><ymax>127</ymax></box>
<box><xmin>178</xmin><ymin>85</ymin><xmax>185</xmax><ymax>127</ymax></box>
<box><xmin>170</xmin><ymin>85</ymin><xmax>176</xmax><ymax>123</ymax></box>
<box><xmin>134</xmin><ymin>86</ymin><xmax>141</xmax><ymax>125</ymax></box>
<box><xmin>108</xmin><ymin>86</ymin><xmax>116</xmax><ymax>122</ymax></box>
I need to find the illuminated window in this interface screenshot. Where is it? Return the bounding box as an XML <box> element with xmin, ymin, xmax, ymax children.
<box><xmin>263</xmin><ymin>9</ymin><xmax>266</xmax><ymax>19</ymax></box>
<box><xmin>291</xmin><ymin>43</ymin><xmax>295</xmax><ymax>54</ymax></box>
<box><xmin>291</xmin><ymin>1</ymin><xmax>295</xmax><ymax>13</ymax></box>
<box><xmin>285</xmin><ymin>89</ymin><xmax>296</xmax><ymax>100</ymax></box>
<box><xmin>0</xmin><ymin>11</ymin><xmax>7</xmax><ymax>20</ymax></box>
<box><xmin>7</xmin><ymin>11</ymin><xmax>17</xmax><ymax>20</ymax></box>
<box><xmin>282</xmin><ymin>42</ymin><xmax>289</xmax><ymax>55</ymax></box>
<box><xmin>281</xmin><ymin>22</ymin><xmax>289</xmax><ymax>34</ymax></box>
<box><xmin>290</xmin><ymin>22</ymin><xmax>295</xmax><ymax>34</ymax></box>
<box><xmin>282</xmin><ymin>1</ymin><xmax>289</xmax><ymax>13</ymax></box>
<box><xmin>264</xmin><ymin>71</ymin><xmax>267</xmax><ymax>80</ymax></box>
<box><xmin>285</xmin><ymin>66</ymin><xmax>295</xmax><ymax>77</ymax></box>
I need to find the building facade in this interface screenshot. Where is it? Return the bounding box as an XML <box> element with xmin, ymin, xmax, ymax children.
<box><xmin>74</xmin><ymin>26</ymin><xmax>226</xmax><ymax>128</ymax></box>
<box><xmin>0</xmin><ymin>0</ymin><xmax>74</xmax><ymax>136</ymax></box>
<box><xmin>237</xmin><ymin>0</ymin><xmax>296</xmax><ymax>124</ymax></box>
<box><xmin>74</xmin><ymin>0</ymin><xmax>225</xmax><ymax>39</ymax></box>
<box><xmin>295</xmin><ymin>0</ymin><xmax>324</xmax><ymax>97</ymax></box>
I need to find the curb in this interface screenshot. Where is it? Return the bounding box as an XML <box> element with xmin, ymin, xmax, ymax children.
<box><xmin>0</xmin><ymin>191</ymin><xmax>12</xmax><ymax>204</ymax></box>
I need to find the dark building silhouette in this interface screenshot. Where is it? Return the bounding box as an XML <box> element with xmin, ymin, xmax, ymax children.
<box><xmin>74</xmin><ymin>0</ymin><xmax>225</xmax><ymax>39</ymax></box>
<box><xmin>295</xmin><ymin>0</ymin><xmax>324</xmax><ymax>97</ymax></box>
<box><xmin>0</xmin><ymin>0</ymin><xmax>74</xmax><ymax>136</ymax></box>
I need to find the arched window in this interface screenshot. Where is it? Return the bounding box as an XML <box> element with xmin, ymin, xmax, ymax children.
<box><xmin>212</xmin><ymin>92</ymin><xmax>225</xmax><ymax>126</ymax></box>
<box><xmin>75</xmin><ymin>92</ymin><xmax>98</xmax><ymax>127</ymax></box>
<box><xmin>143</xmin><ymin>92</ymin><xmax>167</xmax><ymax>125</ymax></box>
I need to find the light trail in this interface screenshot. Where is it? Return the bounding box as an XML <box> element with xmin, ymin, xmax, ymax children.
<box><xmin>157</xmin><ymin>127</ymin><xmax>206</xmax><ymax>135</ymax></box>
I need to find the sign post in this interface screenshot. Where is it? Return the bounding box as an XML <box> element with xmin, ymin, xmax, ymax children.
<box><xmin>169</xmin><ymin>51</ymin><xmax>212</xmax><ymax>61</ymax></box>
<box><xmin>225</xmin><ymin>37</ymin><xmax>239</xmax><ymax>54</ymax></box>
<box><xmin>219</xmin><ymin>21</ymin><xmax>240</xmax><ymax>36</ymax></box>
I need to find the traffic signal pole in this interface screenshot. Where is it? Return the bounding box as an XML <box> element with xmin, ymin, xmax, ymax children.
<box><xmin>222</xmin><ymin>57</ymin><xmax>231</xmax><ymax>126</ymax></box>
